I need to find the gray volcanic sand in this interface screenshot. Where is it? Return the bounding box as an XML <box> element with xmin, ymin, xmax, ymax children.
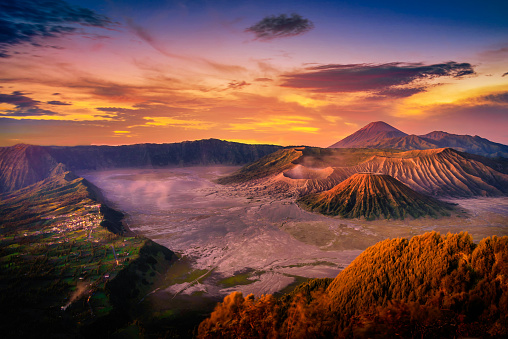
<box><xmin>82</xmin><ymin>167</ymin><xmax>508</xmax><ymax>299</ymax></box>
<box><xmin>82</xmin><ymin>167</ymin><xmax>361</xmax><ymax>297</ymax></box>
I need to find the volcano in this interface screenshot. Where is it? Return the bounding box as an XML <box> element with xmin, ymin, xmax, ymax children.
<box><xmin>329</xmin><ymin>121</ymin><xmax>407</xmax><ymax>148</ymax></box>
<box><xmin>297</xmin><ymin>172</ymin><xmax>455</xmax><ymax>220</ymax></box>
<box><xmin>329</xmin><ymin>121</ymin><xmax>508</xmax><ymax>158</ymax></box>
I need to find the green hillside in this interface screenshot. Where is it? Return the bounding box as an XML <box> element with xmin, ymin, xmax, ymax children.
<box><xmin>0</xmin><ymin>172</ymin><xmax>176</xmax><ymax>337</ymax></box>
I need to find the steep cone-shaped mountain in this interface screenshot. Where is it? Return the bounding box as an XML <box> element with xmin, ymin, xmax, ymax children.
<box><xmin>298</xmin><ymin>173</ymin><xmax>454</xmax><ymax>219</ymax></box>
<box><xmin>329</xmin><ymin>121</ymin><xmax>407</xmax><ymax>148</ymax></box>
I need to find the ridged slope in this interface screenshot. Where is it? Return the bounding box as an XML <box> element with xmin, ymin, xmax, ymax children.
<box><xmin>298</xmin><ymin>173</ymin><xmax>453</xmax><ymax>219</ymax></box>
<box><xmin>368</xmin><ymin>134</ymin><xmax>439</xmax><ymax>150</ymax></box>
<box><xmin>272</xmin><ymin>148</ymin><xmax>508</xmax><ymax>198</ymax></box>
<box><xmin>329</xmin><ymin>121</ymin><xmax>407</xmax><ymax>148</ymax></box>
<box><xmin>0</xmin><ymin>144</ymin><xmax>66</xmax><ymax>193</ymax></box>
<box><xmin>346</xmin><ymin>148</ymin><xmax>508</xmax><ymax>197</ymax></box>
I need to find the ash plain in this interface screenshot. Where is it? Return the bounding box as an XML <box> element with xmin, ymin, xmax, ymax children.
<box><xmin>82</xmin><ymin>167</ymin><xmax>508</xmax><ymax>302</ymax></box>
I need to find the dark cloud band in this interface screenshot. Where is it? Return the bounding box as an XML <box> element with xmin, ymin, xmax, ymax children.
<box><xmin>245</xmin><ymin>13</ymin><xmax>314</xmax><ymax>40</ymax></box>
<box><xmin>0</xmin><ymin>91</ymin><xmax>59</xmax><ymax>116</ymax></box>
<box><xmin>281</xmin><ymin>62</ymin><xmax>475</xmax><ymax>97</ymax></box>
<box><xmin>47</xmin><ymin>100</ymin><xmax>71</xmax><ymax>105</ymax></box>
<box><xmin>0</xmin><ymin>0</ymin><xmax>112</xmax><ymax>57</ymax></box>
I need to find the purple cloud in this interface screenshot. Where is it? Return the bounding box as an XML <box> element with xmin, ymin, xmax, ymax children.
<box><xmin>47</xmin><ymin>100</ymin><xmax>71</xmax><ymax>105</ymax></box>
<box><xmin>0</xmin><ymin>91</ymin><xmax>60</xmax><ymax>116</ymax></box>
<box><xmin>281</xmin><ymin>62</ymin><xmax>475</xmax><ymax>96</ymax></box>
<box><xmin>246</xmin><ymin>13</ymin><xmax>314</xmax><ymax>41</ymax></box>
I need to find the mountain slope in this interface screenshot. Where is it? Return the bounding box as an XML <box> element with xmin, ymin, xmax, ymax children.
<box><xmin>217</xmin><ymin>148</ymin><xmax>303</xmax><ymax>184</ymax></box>
<box><xmin>325</xmin><ymin>232</ymin><xmax>508</xmax><ymax>333</ymax></box>
<box><xmin>298</xmin><ymin>173</ymin><xmax>454</xmax><ymax>219</ymax></box>
<box><xmin>422</xmin><ymin>131</ymin><xmax>508</xmax><ymax>157</ymax></box>
<box><xmin>0</xmin><ymin>171</ymin><xmax>177</xmax><ymax>337</ymax></box>
<box><xmin>220</xmin><ymin>147</ymin><xmax>508</xmax><ymax>198</ymax></box>
<box><xmin>0</xmin><ymin>139</ymin><xmax>282</xmax><ymax>192</ymax></box>
<box><xmin>329</xmin><ymin>121</ymin><xmax>508</xmax><ymax>158</ymax></box>
<box><xmin>329</xmin><ymin>121</ymin><xmax>407</xmax><ymax>148</ymax></box>
<box><xmin>198</xmin><ymin>232</ymin><xmax>508</xmax><ymax>338</ymax></box>
<box><xmin>0</xmin><ymin>144</ymin><xmax>66</xmax><ymax>193</ymax></box>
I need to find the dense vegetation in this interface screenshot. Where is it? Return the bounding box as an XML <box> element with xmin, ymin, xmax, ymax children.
<box><xmin>0</xmin><ymin>172</ymin><xmax>176</xmax><ymax>337</ymax></box>
<box><xmin>198</xmin><ymin>232</ymin><xmax>508</xmax><ymax>338</ymax></box>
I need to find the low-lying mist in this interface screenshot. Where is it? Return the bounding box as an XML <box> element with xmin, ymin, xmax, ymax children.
<box><xmin>82</xmin><ymin>166</ymin><xmax>508</xmax><ymax>300</ymax></box>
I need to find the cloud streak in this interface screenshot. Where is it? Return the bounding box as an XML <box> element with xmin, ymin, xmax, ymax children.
<box><xmin>281</xmin><ymin>62</ymin><xmax>475</xmax><ymax>96</ymax></box>
<box><xmin>47</xmin><ymin>100</ymin><xmax>71</xmax><ymax>105</ymax></box>
<box><xmin>0</xmin><ymin>91</ymin><xmax>60</xmax><ymax>116</ymax></box>
<box><xmin>245</xmin><ymin>13</ymin><xmax>314</xmax><ymax>40</ymax></box>
<box><xmin>481</xmin><ymin>92</ymin><xmax>508</xmax><ymax>104</ymax></box>
<box><xmin>0</xmin><ymin>0</ymin><xmax>112</xmax><ymax>57</ymax></box>
<box><xmin>227</xmin><ymin>80</ymin><xmax>250</xmax><ymax>90</ymax></box>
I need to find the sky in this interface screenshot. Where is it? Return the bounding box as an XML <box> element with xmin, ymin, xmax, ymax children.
<box><xmin>0</xmin><ymin>0</ymin><xmax>507</xmax><ymax>147</ymax></box>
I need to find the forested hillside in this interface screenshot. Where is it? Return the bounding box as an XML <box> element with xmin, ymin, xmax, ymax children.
<box><xmin>198</xmin><ymin>232</ymin><xmax>508</xmax><ymax>338</ymax></box>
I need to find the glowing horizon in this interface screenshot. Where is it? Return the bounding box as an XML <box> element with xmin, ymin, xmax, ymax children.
<box><xmin>0</xmin><ymin>0</ymin><xmax>507</xmax><ymax>147</ymax></box>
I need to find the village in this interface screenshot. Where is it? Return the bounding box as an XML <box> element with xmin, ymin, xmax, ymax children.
<box><xmin>0</xmin><ymin>200</ymin><xmax>148</xmax><ymax>319</ymax></box>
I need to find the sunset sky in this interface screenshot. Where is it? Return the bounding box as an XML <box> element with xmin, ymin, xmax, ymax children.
<box><xmin>1</xmin><ymin>0</ymin><xmax>507</xmax><ymax>147</ymax></box>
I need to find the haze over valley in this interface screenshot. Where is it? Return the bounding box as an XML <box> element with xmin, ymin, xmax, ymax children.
<box><xmin>2</xmin><ymin>120</ymin><xmax>508</xmax><ymax>337</ymax></box>
<box><xmin>81</xmin><ymin>156</ymin><xmax>508</xmax><ymax>298</ymax></box>
<box><xmin>1</xmin><ymin>0</ymin><xmax>508</xmax><ymax>336</ymax></box>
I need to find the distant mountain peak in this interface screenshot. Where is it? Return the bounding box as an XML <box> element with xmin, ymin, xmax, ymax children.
<box><xmin>329</xmin><ymin>122</ymin><xmax>508</xmax><ymax>158</ymax></box>
<box><xmin>329</xmin><ymin>121</ymin><xmax>407</xmax><ymax>148</ymax></box>
<box><xmin>360</xmin><ymin>121</ymin><xmax>402</xmax><ymax>132</ymax></box>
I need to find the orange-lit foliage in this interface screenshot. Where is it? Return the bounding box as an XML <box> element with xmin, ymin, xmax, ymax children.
<box><xmin>198</xmin><ymin>232</ymin><xmax>508</xmax><ymax>338</ymax></box>
<box><xmin>197</xmin><ymin>292</ymin><xmax>279</xmax><ymax>338</ymax></box>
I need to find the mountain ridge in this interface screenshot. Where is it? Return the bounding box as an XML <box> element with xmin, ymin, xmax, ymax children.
<box><xmin>329</xmin><ymin>121</ymin><xmax>508</xmax><ymax>158</ymax></box>
<box><xmin>0</xmin><ymin>139</ymin><xmax>282</xmax><ymax>192</ymax></box>
<box><xmin>219</xmin><ymin>147</ymin><xmax>508</xmax><ymax>198</ymax></box>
